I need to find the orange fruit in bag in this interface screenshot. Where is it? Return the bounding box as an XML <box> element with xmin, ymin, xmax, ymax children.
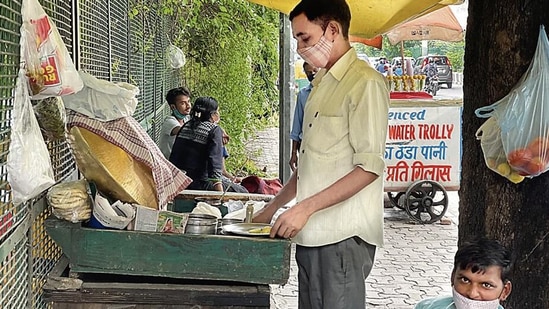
<box><xmin>528</xmin><ymin>137</ymin><xmax>549</xmax><ymax>159</ymax></box>
<box><xmin>507</xmin><ymin>148</ymin><xmax>533</xmax><ymax>169</ymax></box>
<box><xmin>525</xmin><ymin>156</ymin><xmax>547</xmax><ymax>176</ymax></box>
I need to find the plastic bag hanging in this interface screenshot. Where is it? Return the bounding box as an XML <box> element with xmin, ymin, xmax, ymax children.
<box><xmin>7</xmin><ymin>69</ymin><xmax>55</xmax><ymax>205</ymax></box>
<box><xmin>20</xmin><ymin>0</ymin><xmax>83</xmax><ymax>99</ymax></box>
<box><xmin>62</xmin><ymin>71</ymin><xmax>139</xmax><ymax>121</ymax></box>
<box><xmin>166</xmin><ymin>44</ymin><xmax>186</xmax><ymax>69</ymax></box>
<box><xmin>475</xmin><ymin>25</ymin><xmax>549</xmax><ymax>178</ymax></box>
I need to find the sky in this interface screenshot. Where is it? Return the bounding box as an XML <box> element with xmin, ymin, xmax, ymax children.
<box><xmin>450</xmin><ymin>0</ymin><xmax>468</xmax><ymax>29</ymax></box>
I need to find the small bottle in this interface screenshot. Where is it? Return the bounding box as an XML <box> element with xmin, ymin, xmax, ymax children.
<box><xmin>245</xmin><ymin>202</ymin><xmax>254</xmax><ymax>223</ymax></box>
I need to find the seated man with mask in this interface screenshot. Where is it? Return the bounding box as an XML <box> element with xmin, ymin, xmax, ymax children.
<box><xmin>414</xmin><ymin>237</ymin><xmax>512</xmax><ymax>309</ymax></box>
<box><xmin>159</xmin><ymin>87</ymin><xmax>191</xmax><ymax>159</ymax></box>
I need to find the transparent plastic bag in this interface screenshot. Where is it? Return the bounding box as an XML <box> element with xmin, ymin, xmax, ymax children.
<box><xmin>47</xmin><ymin>179</ymin><xmax>92</xmax><ymax>223</ymax></box>
<box><xmin>7</xmin><ymin>69</ymin><xmax>55</xmax><ymax>205</ymax></box>
<box><xmin>33</xmin><ymin>96</ymin><xmax>66</xmax><ymax>141</ymax></box>
<box><xmin>166</xmin><ymin>44</ymin><xmax>186</xmax><ymax>69</ymax></box>
<box><xmin>476</xmin><ymin>118</ymin><xmax>525</xmax><ymax>183</ymax></box>
<box><xmin>20</xmin><ymin>0</ymin><xmax>83</xmax><ymax>99</ymax></box>
<box><xmin>475</xmin><ymin>26</ymin><xmax>549</xmax><ymax>178</ymax></box>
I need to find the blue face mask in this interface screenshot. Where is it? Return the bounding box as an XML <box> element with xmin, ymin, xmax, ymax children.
<box><xmin>172</xmin><ymin>108</ymin><xmax>188</xmax><ymax>120</ymax></box>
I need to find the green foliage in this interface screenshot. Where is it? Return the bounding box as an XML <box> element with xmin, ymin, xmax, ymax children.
<box><xmin>353</xmin><ymin>37</ymin><xmax>423</xmax><ymax>59</ymax></box>
<box><xmin>138</xmin><ymin>0</ymin><xmax>279</xmax><ymax>175</ymax></box>
<box><xmin>353</xmin><ymin>36</ymin><xmax>465</xmax><ymax>72</ymax></box>
<box><xmin>428</xmin><ymin>40</ymin><xmax>465</xmax><ymax>72</ymax></box>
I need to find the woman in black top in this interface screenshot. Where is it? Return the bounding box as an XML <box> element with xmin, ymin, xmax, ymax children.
<box><xmin>169</xmin><ymin>97</ymin><xmax>225</xmax><ymax>191</ymax></box>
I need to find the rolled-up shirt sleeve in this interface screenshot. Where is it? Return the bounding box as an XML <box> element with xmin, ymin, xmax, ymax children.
<box><xmin>348</xmin><ymin>78</ymin><xmax>389</xmax><ymax>176</ymax></box>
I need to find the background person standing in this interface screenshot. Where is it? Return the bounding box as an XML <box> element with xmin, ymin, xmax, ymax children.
<box><xmin>289</xmin><ymin>61</ymin><xmax>317</xmax><ymax>171</ymax></box>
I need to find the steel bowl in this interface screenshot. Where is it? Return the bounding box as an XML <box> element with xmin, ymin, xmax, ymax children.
<box><xmin>184</xmin><ymin>213</ymin><xmax>218</xmax><ymax>235</ymax></box>
<box><xmin>217</xmin><ymin>218</ymin><xmax>243</xmax><ymax>234</ymax></box>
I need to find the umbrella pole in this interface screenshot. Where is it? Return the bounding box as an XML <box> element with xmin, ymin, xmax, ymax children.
<box><xmin>400</xmin><ymin>41</ymin><xmax>405</xmax><ymax>74</ymax></box>
<box><xmin>400</xmin><ymin>41</ymin><xmax>408</xmax><ymax>91</ymax></box>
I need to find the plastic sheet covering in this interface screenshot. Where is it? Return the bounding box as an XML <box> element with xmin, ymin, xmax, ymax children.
<box><xmin>63</xmin><ymin>71</ymin><xmax>139</xmax><ymax>121</ymax></box>
<box><xmin>476</xmin><ymin>25</ymin><xmax>549</xmax><ymax>179</ymax></box>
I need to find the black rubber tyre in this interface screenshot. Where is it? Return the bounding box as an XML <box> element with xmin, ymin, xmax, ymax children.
<box><xmin>404</xmin><ymin>180</ymin><xmax>448</xmax><ymax>224</ymax></box>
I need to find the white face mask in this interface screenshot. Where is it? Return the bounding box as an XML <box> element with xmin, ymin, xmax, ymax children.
<box><xmin>297</xmin><ymin>34</ymin><xmax>333</xmax><ymax>69</ymax></box>
<box><xmin>453</xmin><ymin>288</ymin><xmax>500</xmax><ymax>309</ymax></box>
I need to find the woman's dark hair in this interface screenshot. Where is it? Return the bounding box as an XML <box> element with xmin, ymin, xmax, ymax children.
<box><xmin>289</xmin><ymin>0</ymin><xmax>351</xmax><ymax>39</ymax></box>
<box><xmin>188</xmin><ymin>96</ymin><xmax>219</xmax><ymax>129</ymax></box>
<box><xmin>453</xmin><ymin>237</ymin><xmax>513</xmax><ymax>283</ymax></box>
<box><xmin>165</xmin><ymin>86</ymin><xmax>191</xmax><ymax>105</ymax></box>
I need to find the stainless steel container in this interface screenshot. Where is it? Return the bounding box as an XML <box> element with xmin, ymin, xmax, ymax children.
<box><xmin>217</xmin><ymin>218</ymin><xmax>243</xmax><ymax>235</ymax></box>
<box><xmin>184</xmin><ymin>214</ymin><xmax>218</xmax><ymax>235</ymax></box>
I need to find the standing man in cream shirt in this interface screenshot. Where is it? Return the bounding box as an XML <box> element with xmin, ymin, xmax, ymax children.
<box><xmin>253</xmin><ymin>0</ymin><xmax>389</xmax><ymax>308</ymax></box>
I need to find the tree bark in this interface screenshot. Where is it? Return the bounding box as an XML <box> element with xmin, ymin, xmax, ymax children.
<box><xmin>462</xmin><ymin>0</ymin><xmax>549</xmax><ymax>308</ymax></box>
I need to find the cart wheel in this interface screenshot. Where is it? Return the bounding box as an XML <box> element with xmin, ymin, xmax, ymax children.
<box><xmin>387</xmin><ymin>192</ymin><xmax>406</xmax><ymax>209</ymax></box>
<box><xmin>404</xmin><ymin>180</ymin><xmax>448</xmax><ymax>224</ymax></box>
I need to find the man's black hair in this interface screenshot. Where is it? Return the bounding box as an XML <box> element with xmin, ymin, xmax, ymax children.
<box><xmin>454</xmin><ymin>237</ymin><xmax>512</xmax><ymax>283</ymax></box>
<box><xmin>165</xmin><ymin>86</ymin><xmax>191</xmax><ymax>105</ymax></box>
<box><xmin>289</xmin><ymin>0</ymin><xmax>351</xmax><ymax>39</ymax></box>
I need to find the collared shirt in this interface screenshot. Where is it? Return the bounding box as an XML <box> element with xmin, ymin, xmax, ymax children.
<box><xmin>414</xmin><ymin>296</ymin><xmax>504</xmax><ymax>309</ymax></box>
<box><xmin>293</xmin><ymin>48</ymin><xmax>389</xmax><ymax>247</ymax></box>
<box><xmin>290</xmin><ymin>83</ymin><xmax>312</xmax><ymax>142</ymax></box>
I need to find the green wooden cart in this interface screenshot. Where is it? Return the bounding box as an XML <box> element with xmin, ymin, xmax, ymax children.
<box><xmin>44</xmin><ymin>191</ymin><xmax>291</xmax><ymax>308</ymax></box>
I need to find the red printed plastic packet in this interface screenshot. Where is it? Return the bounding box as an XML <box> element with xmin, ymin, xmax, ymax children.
<box><xmin>20</xmin><ymin>0</ymin><xmax>83</xmax><ymax>99</ymax></box>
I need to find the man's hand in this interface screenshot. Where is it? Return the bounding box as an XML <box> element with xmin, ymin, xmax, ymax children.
<box><xmin>270</xmin><ymin>203</ymin><xmax>311</xmax><ymax>239</ymax></box>
<box><xmin>221</xmin><ymin>129</ymin><xmax>230</xmax><ymax>145</ymax></box>
<box><xmin>289</xmin><ymin>140</ymin><xmax>301</xmax><ymax>171</ymax></box>
<box><xmin>289</xmin><ymin>152</ymin><xmax>298</xmax><ymax>171</ymax></box>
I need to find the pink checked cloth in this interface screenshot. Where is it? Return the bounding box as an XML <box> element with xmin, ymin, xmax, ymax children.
<box><xmin>66</xmin><ymin>110</ymin><xmax>192</xmax><ymax>208</ymax></box>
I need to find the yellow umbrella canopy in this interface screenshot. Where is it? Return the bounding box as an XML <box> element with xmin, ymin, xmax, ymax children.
<box><xmin>246</xmin><ymin>0</ymin><xmax>464</xmax><ymax>39</ymax></box>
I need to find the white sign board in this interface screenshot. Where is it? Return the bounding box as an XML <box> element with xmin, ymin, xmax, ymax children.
<box><xmin>384</xmin><ymin>106</ymin><xmax>462</xmax><ymax>191</ymax></box>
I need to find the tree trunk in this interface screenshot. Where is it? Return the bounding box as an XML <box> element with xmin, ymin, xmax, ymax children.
<box><xmin>462</xmin><ymin>0</ymin><xmax>549</xmax><ymax>308</ymax></box>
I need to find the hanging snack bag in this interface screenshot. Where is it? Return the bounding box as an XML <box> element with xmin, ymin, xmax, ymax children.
<box><xmin>20</xmin><ymin>0</ymin><xmax>83</xmax><ymax>99</ymax></box>
<box><xmin>33</xmin><ymin>96</ymin><xmax>66</xmax><ymax>141</ymax></box>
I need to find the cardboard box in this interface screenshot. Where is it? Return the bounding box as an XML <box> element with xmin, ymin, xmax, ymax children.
<box><xmin>157</xmin><ymin>211</ymin><xmax>188</xmax><ymax>234</ymax></box>
<box><xmin>131</xmin><ymin>205</ymin><xmax>188</xmax><ymax>234</ymax></box>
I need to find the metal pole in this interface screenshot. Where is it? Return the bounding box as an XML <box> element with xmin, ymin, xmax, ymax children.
<box><xmin>72</xmin><ymin>0</ymin><xmax>81</xmax><ymax>70</ymax></box>
<box><xmin>278</xmin><ymin>13</ymin><xmax>294</xmax><ymax>183</ymax></box>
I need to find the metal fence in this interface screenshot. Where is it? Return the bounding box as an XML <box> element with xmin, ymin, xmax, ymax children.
<box><xmin>0</xmin><ymin>0</ymin><xmax>177</xmax><ymax>307</ymax></box>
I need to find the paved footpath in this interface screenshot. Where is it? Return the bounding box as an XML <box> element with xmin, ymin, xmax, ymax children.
<box><xmin>245</xmin><ymin>127</ymin><xmax>459</xmax><ymax>309</ymax></box>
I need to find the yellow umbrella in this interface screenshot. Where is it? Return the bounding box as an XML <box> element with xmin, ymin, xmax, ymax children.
<box><xmin>246</xmin><ymin>0</ymin><xmax>464</xmax><ymax>39</ymax></box>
